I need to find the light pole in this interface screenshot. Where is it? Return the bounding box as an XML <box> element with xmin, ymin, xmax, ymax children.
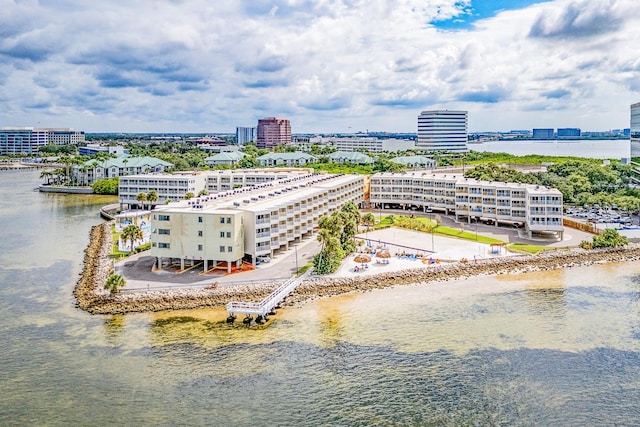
<box><xmin>294</xmin><ymin>244</ymin><xmax>299</xmax><ymax>276</ymax></box>
<box><xmin>427</xmin><ymin>207</ymin><xmax>434</xmax><ymax>252</ymax></box>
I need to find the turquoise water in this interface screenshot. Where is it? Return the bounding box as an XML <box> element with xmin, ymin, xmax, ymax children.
<box><xmin>2</xmin><ymin>170</ymin><xmax>640</xmax><ymax>426</ymax></box>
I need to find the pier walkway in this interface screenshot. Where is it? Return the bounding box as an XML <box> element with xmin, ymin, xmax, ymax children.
<box><xmin>226</xmin><ymin>269</ymin><xmax>313</xmax><ymax>317</ymax></box>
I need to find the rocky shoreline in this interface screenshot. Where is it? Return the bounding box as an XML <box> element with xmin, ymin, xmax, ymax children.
<box><xmin>75</xmin><ymin>222</ymin><xmax>640</xmax><ymax>315</ymax></box>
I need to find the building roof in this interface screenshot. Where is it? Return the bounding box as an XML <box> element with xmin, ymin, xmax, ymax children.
<box><xmin>85</xmin><ymin>155</ymin><xmax>173</xmax><ymax>168</ymax></box>
<box><xmin>205</xmin><ymin>151</ymin><xmax>246</xmax><ymax>162</ymax></box>
<box><xmin>155</xmin><ymin>174</ymin><xmax>363</xmax><ymax>215</ymax></box>
<box><xmin>328</xmin><ymin>151</ymin><xmax>374</xmax><ymax>163</ymax></box>
<box><xmin>390</xmin><ymin>155</ymin><xmax>435</xmax><ymax>166</ymax></box>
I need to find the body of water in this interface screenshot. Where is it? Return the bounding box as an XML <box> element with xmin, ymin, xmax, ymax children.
<box><xmin>472</xmin><ymin>139</ymin><xmax>630</xmax><ymax>159</ymax></box>
<box><xmin>2</xmin><ymin>169</ymin><xmax>640</xmax><ymax>426</ymax></box>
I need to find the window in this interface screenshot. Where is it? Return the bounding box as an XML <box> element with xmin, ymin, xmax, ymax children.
<box><xmin>226</xmin><ymin>217</ymin><xmax>231</xmax><ymax>224</ymax></box>
<box><xmin>158</xmin><ymin>229</ymin><xmax>170</xmax><ymax>235</ymax></box>
<box><xmin>220</xmin><ymin>217</ymin><xmax>225</xmax><ymax>224</ymax></box>
<box><xmin>226</xmin><ymin>231</ymin><xmax>231</xmax><ymax>238</ymax></box>
<box><xmin>159</xmin><ymin>243</ymin><xmax>170</xmax><ymax>249</ymax></box>
<box><xmin>198</xmin><ymin>244</ymin><xmax>203</xmax><ymax>251</ymax></box>
<box><xmin>158</xmin><ymin>214</ymin><xmax>170</xmax><ymax>221</ymax></box>
<box><xmin>220</xmin><ymin>246</ymin><xmax>225</xmax><ymax>252</ymax></box>
<box><xmin>228</xmin><ymin>246</ymin><xmax>232</xmax><ymax>252</ymax></box>
<box><xmin>198</xmin><ymin>216</ymin><xmax>203</xmax><ymax>223</ymax></box>
<box><xmin>198</xmin><ymin>230</ymin><xmax>203</xmax><ymax>237</ymax></box>
<box><xmin>220</xmin><ymin>231</ymin><xmax>225</xmax><ymax>238</ymax></box>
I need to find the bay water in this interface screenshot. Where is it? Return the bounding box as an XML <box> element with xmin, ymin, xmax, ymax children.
<box><xmin>2</xmin><ymin>169</ymin><xmax>640</xmax><ymax>426</ymax></box>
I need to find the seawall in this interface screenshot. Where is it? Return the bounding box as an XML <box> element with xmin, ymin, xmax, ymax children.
<box><xmin>75</xmin><ymin>223</ymin><xmax>640</xmax><ymax>315</ymax></box>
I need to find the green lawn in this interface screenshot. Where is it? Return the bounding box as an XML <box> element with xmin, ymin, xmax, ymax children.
<box><xmin>374</xmin><ymin>214</ymin><xmax>505</xmax><ymax>244</ymax></box>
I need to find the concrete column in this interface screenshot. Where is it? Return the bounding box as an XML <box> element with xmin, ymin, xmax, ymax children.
<box><xmin>180</xmin><ymin>258</ymin><xmax>185</xmax><ymax>270</ymax></box>
<box><xmin>227</xmin><ymin>262</ymin><xmax>231</xmax><ymax>273</ymax></box>
<box><xmin>204</xmin><ymin>259</ymin><xmax>208</xmax><ymax>271</ymax></box>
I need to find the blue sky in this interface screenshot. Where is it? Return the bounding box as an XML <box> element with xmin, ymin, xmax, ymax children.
<box><xmin>0</xmin><ymin>0</ymin><xmax>639</xmax><ymax>133</ymax></box>
<box><xmin>432</xmin><ymin>0</ymin><xmax>554</xmax><ymax>30</ymax></box>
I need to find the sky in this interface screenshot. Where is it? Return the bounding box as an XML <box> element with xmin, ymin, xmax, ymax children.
<box><xmin>1</xmin><ymin>0</ymin><xmax>639</xmax><ymax>134</ymax></box>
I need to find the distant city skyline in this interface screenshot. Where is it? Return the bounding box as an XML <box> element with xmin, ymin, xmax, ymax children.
<box><xmin>1</xmin><ymin>1</ymin><xmax>639</xmax><ymax>133</ymax></box>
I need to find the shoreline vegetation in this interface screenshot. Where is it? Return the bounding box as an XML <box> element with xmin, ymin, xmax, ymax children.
<box><xmin>76</xmin><ymin>222</ymin><xmax>640</xmax><ymax>316</ymax></box>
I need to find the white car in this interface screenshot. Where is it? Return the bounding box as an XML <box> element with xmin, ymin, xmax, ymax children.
<box><xmin>256</xmin><ymin>256</ymin><xmax>271</xmax><ymax>263</ymax></box>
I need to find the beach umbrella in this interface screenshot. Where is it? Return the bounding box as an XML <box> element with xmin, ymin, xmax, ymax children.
<box><xmin>375</xmin><ymin>249</ymin><xmax>391</xmax><ymax>259</ymax></box>
<box><xmin>354</xmin><ymin>254</ymin><xmax>371</xmax><ymax>265</ymax></box>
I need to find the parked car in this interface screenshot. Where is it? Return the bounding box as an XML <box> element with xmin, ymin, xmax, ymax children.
<box><xmin>256</xmin><ymin>255</ymin><xmax>271</xmax><ymax>263</ymax></box>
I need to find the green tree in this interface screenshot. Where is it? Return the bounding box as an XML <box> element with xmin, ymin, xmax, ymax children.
<box><xmin>184</xmin><ymin>192</ymin><xmax>195</xmax><ymax>200</ymax></box>
<box><xmin>121</xmin><ymin>224</ymin><xmax>143</xmax><ymax>253</ymax></box>
<box><xmin>136</xmin><ymin>192</ymin><xmax>147</xmax><ymax>210</ymax></box>
<box><xmin>92</xmin><ymin>178</ymin><xmax>119</xmax><ymax>195</ymax></box>
<box><xmin>198</xmin><ymin>189</ymin><xmax>209</xmax><ymax>196</ymax></box>
<box><xmin>362</xmin><ymin>212</ymin><xmax>375</xmax><ymax>230</ymax></box>
<box><xmin>147</xmin><ymin>190</ymin><xmax>158</xmax><ymax>209</ymax></box>
<box><xmin>104</xmin><ymin>274</ymin><xmax>126</xmax><ymax>296</ymax></box>
<box><xmin>590</xmin><ymin>228</ymin><xmax>628</xmax><ymax>248</ymax></box>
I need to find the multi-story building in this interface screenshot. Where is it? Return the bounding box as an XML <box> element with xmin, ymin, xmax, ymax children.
<box><xmin>150</xmin><ymin>173</ymin><xmax>365</xmax><ymax>271</ymax></box>
<box><xmin>0</xmin><ymin>127</ymin><xmax>84</xmax><ymax>155</ymax></box>
<box><xmin>118</xmin><ymin>172</ymin><xmax>207</xmax><ymax>209</ymax></box>
<box><xmin>47</xmin><ymin>128</ymin><xmax>86</xmax><ymax>145</ymax></box>
<box><xmin>557</xmin><ymin>128</ymin><xmax>581</xmax><ymax>138</ymax></box>
<box><xmin>119</xmin><ymin>169</ymin><xmax>315</xmax><ymax>209</ymax></box>
<box><xmin>369</xmin><ymin>172</ymin><xmax>564</xmax><ymax>239</ymax></box>
<box><xmin>532</xmin><ymin>128</ymin><xmax>555</xmax><ymax>140</ymax></box>
<box><xmin>236</xmin><ymin>127</ymin><xmax>256</xmax><ymax>145</ymax></box>
<box><xmin>416</xmin><ymin>110</ymin><xmax>468</xmax><ymax>152</ymax></box>
<box><xmin>257</xmin><ymin>152</ymin><xmax>317</xmax><ymax>167</ymax></box>
<box><xmin>78</xmin><ymin>144</ymin><xmax>127</xmax><ymax>156</ymax></box>
<box><xmin>76</xmin><ymin>156</ymin><xmax>173</xmax><ymax>186</ymax></box>
<box><xmin>631</xmin><ymin>102</ymin><xmax>640</xmax><ymax>158</ymax></box>
<box><xmin>257</xmin><ymin>117</ymin><xmax>291</xmax><ymax>149</ymax></box>
<box><xmin>205</xmin><ymin>169</ymin><xmax>313</xmax><ymax>193</ymax></box>
<box><xmin>308</xmin><ymin>136</ymin><xmax>415</xmax><ymax>153</ymax></box>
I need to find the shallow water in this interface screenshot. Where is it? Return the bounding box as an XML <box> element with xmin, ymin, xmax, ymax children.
<box><xmin>2</xmin><ymin>170</ymin><xmax>640</xmax><ymax>426</ymax></box>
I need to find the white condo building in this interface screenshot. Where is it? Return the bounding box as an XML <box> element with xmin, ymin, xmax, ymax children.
<box><xmin>308</xmin><ymin>136</ymin><xmax>416</xmax><ymax>153</ymax></box>
<box><xmin>370</xmin><ymin>172</ymin><xmax>563</xmax><ymax>239</ymax></box>
<box><xmin>119</xmin><ymin>168</ymin><xmax>315</xmax><ymax>209</ymax></box>
<box><xmin>417</xmin><ymin>110</ymin><xmax>468</xmax><ymax>152</ymax></box>
<box><xmin>150</xmin><ymin>173</ymin><xmax>365</xmax><ymax>271</ymax></box>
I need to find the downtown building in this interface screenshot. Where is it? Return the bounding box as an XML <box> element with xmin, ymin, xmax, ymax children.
<box><xmin>150</xmin><ymin>173</ymin><xmax>364</xmax><ymax>271</ymax></box>
<box><xmin>0</xmin><ymin>127</ymin><xmax>85</xmax><ymax>155</ymax></box>
<box><xmin>236</xmin><ymin>126</ymin><xmax>256</xmax><ymax>145</ymax></box>
<box><xmin>256</xmin><ymin>117</ymin><xmax>291</xmax><ymax>149</ymax></box>
<box><xmin>370</xmin><ymin>171</ymin><xmax>563</xmax><ymax>239</ymax></box>
<box><xmin>416</xmin><ymin>110</ymin><xmax>468</xmax><ymax>152</ymax></box>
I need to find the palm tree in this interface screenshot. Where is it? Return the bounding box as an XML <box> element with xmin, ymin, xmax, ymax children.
<box><xmin>136</xmin><ymin>192</ymin><xmax>147</xmax><ymax>210</ymax></box>
<box><xmin>40</xmin><ymin>169</ymin><xmax>53</xmax><ymax>185</ymax></box>
<box><xmin>121</xmin><ymin>224</ymin><xmax>143</xmax><ymax>253</ymax></box>
<box><xmin>362</xmin><ymin>212</ymin><xmax>375</xmax><ymax>231</ymax></box>
<box><xmin>104</xmin><ymin>274</ymin><xmax>126</xmax><ymax>295</ymax></box>
<box><xmin>146</xmin><ymin>190</ymin><xmax>158</xmax><ymax>210</ymax></box>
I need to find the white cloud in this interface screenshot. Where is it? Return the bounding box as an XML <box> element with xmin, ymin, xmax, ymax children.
<box><xmin>0</xmin><ymin>0</ymin><xmax>639</xmax><ymax>133</ymax></box>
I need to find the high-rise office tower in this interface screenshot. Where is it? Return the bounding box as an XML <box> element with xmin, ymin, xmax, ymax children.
<box><xmin>256</xmin><ymin>117</ymin><xmax>291</xmax><ymax>149</ymax></box>
<box><xmin>417</xmin><ymin>110</ymin><xmax>468</xmax><ymax>152</ymax></box>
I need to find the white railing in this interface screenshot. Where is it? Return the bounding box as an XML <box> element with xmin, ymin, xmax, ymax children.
<box><xmin>226</xmin><ymin>269</ymin><xmax>313</xmax><ymax>317</ymax></box>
